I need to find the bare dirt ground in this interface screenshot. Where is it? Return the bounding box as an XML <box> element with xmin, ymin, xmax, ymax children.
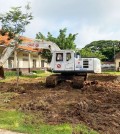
<box><xmin>0</xmin><ymin>74</ymin><xmax>120</xmax><ymax>134</ymax></box>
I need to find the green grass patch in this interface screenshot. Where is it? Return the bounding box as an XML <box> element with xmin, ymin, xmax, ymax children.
<box><xmin>0</xmin><ymin>109</ymin><xmax>99</xmax><ymax>134</ymax></box>
<box><xmin>0</xmin><ymin>71</ymin><xmax>52</xmax><ymax>82</ymax></box>
<box><xmin>21</xmin><ymin>71</ymin><xmax>52</xmax><ymax>78</ymax></box>
<box><xmin>102</xmin><ymin>70</ymin><xmax>120</xmax><ymax>75</ymax></box>
<box><xmin>39</xmin><ymin>124</ymin><xmax>98</xmax><ymax>134</ymax></box>
<box><xmin>4</xmin><ymin>70</ymin><xmax>51</xmax><ymax>78</ymax></box>
<box><xmin>5</xmin><ymin>71</ymin><xmax>17</xmax><ymax>77</ymax></box>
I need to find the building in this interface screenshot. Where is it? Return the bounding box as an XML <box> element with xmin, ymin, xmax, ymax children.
<box><xmin>115</xmin><ymin>52</ymin><xmax>120</xmax><ymax>71</ymax></box>
<box><xmin>0</xmin><ymin>34</ymin><xmax>49</xmax><ymax>73</ymax></box>
<box><xmin>101</xmin><ymin>61</ymin><xmax>115</xmax><ymax>71</ymax></box>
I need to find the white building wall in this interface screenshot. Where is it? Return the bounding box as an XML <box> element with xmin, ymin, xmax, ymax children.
<box><xmin>0</xmin><ymin>47</ymin><xmax>48</xmax><ymax>69</ymax></box>
<box><xmin>115</xmin><ymin>59</ymin><xmax>120</xmax><ymax>71</ymax></box>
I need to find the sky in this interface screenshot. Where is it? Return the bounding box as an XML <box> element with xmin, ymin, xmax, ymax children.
<box><xmin>0</xmin><ymin>0</ymin><xmax>120</xmax><ymax>48</ymax></box>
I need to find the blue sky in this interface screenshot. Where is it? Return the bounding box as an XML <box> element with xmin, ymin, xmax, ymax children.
<box><xmin>0</xmin><ymin>0</ymin><xmax>120</xmax><ymax>48</ymax></box>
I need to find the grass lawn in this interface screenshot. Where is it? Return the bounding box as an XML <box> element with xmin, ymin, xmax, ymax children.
<box><xmin>102</xmin><ymin>70</ymin><xmax>120</xmax><ymax>75</ymax></box>
<box><xmin>0</xmin><ymin>109</ymin><xmax>98</xmax><ymax>134</ymax></box>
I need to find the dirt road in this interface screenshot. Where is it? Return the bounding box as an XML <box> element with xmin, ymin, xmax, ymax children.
<box><xmin>0</xmin><ymin>74</ymin><xmax>120</xmax><ymax>134</ymax></box>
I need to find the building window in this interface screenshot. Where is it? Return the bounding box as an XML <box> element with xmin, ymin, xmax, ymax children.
<box><xmin>41</xmin><ymin>60</ymin><xmax>44</xmax><ymax>68</ymax></box>
<box><xmin>23</xmin><ymin>54</ymin><xmax>28</xmax><ymax>57</ymax></box>
<box><xmin>56</xmin><ymin>53</ymin><xmax>63</xmax><ymax>61</ymax></box>
<box><xmin>33</xmin><ymin>59</ymin><xmax>36</xmax><ymax>68</ymax></box>
<box><xmin>8</xmin><ymin>57</ymin><xmax>14</xmax><ymax>68</ymax></box>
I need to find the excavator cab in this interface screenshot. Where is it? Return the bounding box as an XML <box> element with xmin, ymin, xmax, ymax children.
<box><xmin>51</xmin><ymin>50</ymin><xmax>75</xmax><ymax>72</ymax></box>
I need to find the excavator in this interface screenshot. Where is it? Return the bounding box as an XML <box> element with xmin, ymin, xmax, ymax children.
<box><xmin>0</xmin><ymin>37</ymin><xmax>101</xmax><ymax>88</ymax></box>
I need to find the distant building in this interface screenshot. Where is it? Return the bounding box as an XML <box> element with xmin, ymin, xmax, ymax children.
<box><xmin>101</xmin><ymin>62</ymin><xmax>115</xmax><ymax>71</ymax></box>
<box><xmin>0</xmin><ymin>34</ymin><xmax>49</xmax><ymax>73</ymax></box>
<box><xmin>115</xmin><ymin>52</ymin><xmax>120</xmax><ymax>71</ymax></box>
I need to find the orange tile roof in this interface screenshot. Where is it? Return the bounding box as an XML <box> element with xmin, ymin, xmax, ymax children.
<box><xmin>0</xmin><ymin>34</ymin><xmax>41</xmax><ymax>52</ymax></box>
<box><xmin>0</xmin><ymin>34</ymin><xmax>10</xmax><ymax>45</ymax></box>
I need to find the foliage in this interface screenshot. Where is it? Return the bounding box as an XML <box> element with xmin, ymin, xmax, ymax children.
<box><xmin>0</xmin><ymin>3</ymin><xmax>33</xmax><ymax>39</ymax></box>
<box><xmin>78</xmin><ymin>48</ymin><xmax>106</xmax><ymax>60</ymax></box>
<box><xmin>36</xmin><ymin>28</ymin><xmax>78</xmax><ymax>62</ymax></box>
<box><xmin>84</xmin><ymin>40</ymin><xmax>120</xmax><ymax>61</ymax></box>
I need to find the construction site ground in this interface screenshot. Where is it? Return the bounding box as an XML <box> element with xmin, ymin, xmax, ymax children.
<box><xmin>0</xmin><ymin>73</ymin><xmax>120</xmax><ymax>134</ymax></box>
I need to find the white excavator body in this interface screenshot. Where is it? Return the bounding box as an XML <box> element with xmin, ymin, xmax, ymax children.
<box><xmin>51</xmin><ymin>50</ymin><xmax>101</xmax><ymax>73</ymax></box>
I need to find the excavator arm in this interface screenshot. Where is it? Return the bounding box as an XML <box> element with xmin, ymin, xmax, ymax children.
<box><xmin>19</xmin><ymin>39</ymin><xmax>60</xmax><ymax>52</ymax></box>
<box><xmin>0</xmin><ymin>39</ymin><xmax>19</xmax><ymax>78</ymax></box>
<box><xmin>0</xmin><ymin>38</ymin><xmax>60</xmax><ymax>78</ymax></box>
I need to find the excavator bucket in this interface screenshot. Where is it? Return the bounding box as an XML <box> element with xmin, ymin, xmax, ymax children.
<box><xmin>0</xmin><ymin>66</ymin><xmax>5</xmax><ymax>79</ymax></box>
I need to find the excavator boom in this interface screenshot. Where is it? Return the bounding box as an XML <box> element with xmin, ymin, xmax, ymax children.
<box><xmin>20</xmin><ymin>39</ymin><xmax>60</xmax><ymax>52</ymax></box>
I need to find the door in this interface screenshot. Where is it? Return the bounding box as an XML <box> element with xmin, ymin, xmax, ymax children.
<box><xmin>54</xmin><ymin>53</ymin><xmax>64</xmax><ymax>71</ymax></box>
<box><xmin>41</xmin><ymin>60</ymin><xmax>44</xmax><ymax>68</ymax></box>
<box><xmin>33</xmin><ymin>59</ymin><xmax>36</xmax><ymax>68</ymax></box>
<box><xmin>65</xmin><ymin>52</ymin><xmax>74</xmax><ymax>70</ymax></box>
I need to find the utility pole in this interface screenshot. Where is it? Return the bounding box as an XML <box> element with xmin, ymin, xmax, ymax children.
<box><xmin>113</xmin><ymin>42</ymin><xmax>115</xmax><ymax>62</ymax></box>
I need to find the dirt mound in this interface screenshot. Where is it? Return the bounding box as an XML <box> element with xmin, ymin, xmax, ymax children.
<box><xmin>0</xmin><ymin>74</ymin><xmax>120</xmax><ymax>134</ymax></box>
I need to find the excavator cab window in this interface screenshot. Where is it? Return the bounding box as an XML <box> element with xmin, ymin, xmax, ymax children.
<box><xmin>66</xmin><ymin>53</ymin><xmax>71</xmax><ymax>61</ymax></box>
<box><xmin>56</xmin><ymin>53</ymin><xmax>63</xmax><ymax>61</ymax></box>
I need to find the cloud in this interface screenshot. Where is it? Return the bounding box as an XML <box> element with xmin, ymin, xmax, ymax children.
<box><xmin>1</xmin><ymin>0</ymin><xmax>120</xmax><ymax>48</ymax></box>
<box><xmin>76</xmin><ymin>25</ymin><xmax>114</xmax><ymax>48</ymax></box>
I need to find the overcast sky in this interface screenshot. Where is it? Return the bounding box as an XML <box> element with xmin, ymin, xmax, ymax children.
<box><xmin>0</xmin><ymin>0</ymin><xmax>120</xmax><ymax>48</ymax></box>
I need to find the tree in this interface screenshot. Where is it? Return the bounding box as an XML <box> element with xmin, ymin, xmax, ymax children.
<box><xmin>0</xmin><ymin>3</ymin><xmax>33</xmax><ymax>39</ymax></box>
<box><xmin>0</xmin><ymin>4</ymin><xmax>33</xmax><ymax>85</ymax></box>
<box><xmin>36</xmin><ymin>28</ymin><xmax>77</xmax><ymax>62</ymax></box>
<box><xmin>78</xmin><ymin>48</ymin><xmax>106</xmax><ymax>60</ymax></box>
<box><xmin>84</xmin><ymin>40</ymin><xmax>120</xmax><ymax>61</ymax></box>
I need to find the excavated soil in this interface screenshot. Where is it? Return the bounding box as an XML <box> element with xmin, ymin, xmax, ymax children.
<box><xmin>0</xmin><ymin>74</ymin><xmax>120</xmax><ymax>134</ymax></box>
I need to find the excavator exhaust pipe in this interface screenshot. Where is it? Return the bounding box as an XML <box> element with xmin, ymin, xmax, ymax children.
<box><xmin>0</xmin><ymin>66</ymin><xmax>5</xmax><ymax>79</ymax></box>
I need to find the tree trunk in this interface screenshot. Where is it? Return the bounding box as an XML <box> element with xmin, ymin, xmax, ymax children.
<box><xmin>0</xmin><ymin>66</ymin><xmax>5</xmax><ymax>79</ymax></box>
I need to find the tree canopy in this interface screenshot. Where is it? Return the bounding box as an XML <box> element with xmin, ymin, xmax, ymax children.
<box><xmin>83</xmin><ymin>40</ymin><xmax>120</xmax><ymax>61</ymax></box>
<box><xmin>0</xmin><ymin>3</ymin><xmax>33</xmax><ymax>39</ymax></box>
<box><xmin>78</xmin><ymin>47</ymin><xmax>106</xmax><ymax>60</ymax></box>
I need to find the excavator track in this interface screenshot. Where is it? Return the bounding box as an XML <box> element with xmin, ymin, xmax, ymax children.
<box><xmin>72</xmin><ymin>76</ymin><xmax>85</xmax><ymax>89</ymax></box>
<box><xmin>46</xmin><ymin>74</ymin><xmax>87</xmax><ymax>88</ymax></box>
<box><xmin>46</xmin><ymin>75</ymin><xmax>58</xmax><ymax>87</ymax></box>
